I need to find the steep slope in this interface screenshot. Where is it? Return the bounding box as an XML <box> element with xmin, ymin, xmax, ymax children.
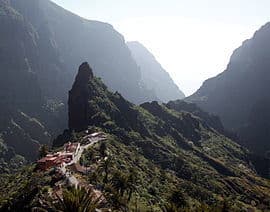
<box><xmin>53</xmin><ymin>62</ymin><xmax>270</xmax><ymax>210</ymax></box>
<box><xmin>10</xmin><ymin>0</ymin><xmax>157</xmax><ymax>104</ymax></box>
<box><xmin>188</xmin><ymin>23</ymin><xmax>270</xmax><ymax>157</ymax></box>
<box><xmin>127</xmin><ymin>41</ymin><xmax>185</xmax><ymax>102</ymax></box>
<box><xmin>0</xmin><ymin>135</ymin><xmax>27</xmax><ymax>174</ymax></box>
<box><xmin>0</xmin><ymin>0</ymin><xmax>52</xmax><ymax>160</ymax></box>
<box><xmin>0</xmin><ymin>0</ymin><xmax>161</xmax><ymax>161</ymax></box>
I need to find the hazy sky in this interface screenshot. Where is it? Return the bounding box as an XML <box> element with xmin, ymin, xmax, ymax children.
<box><xmin>51</xmin><ymin>0</ymin><xmax>270</xmax><ymax>96</ymax></box>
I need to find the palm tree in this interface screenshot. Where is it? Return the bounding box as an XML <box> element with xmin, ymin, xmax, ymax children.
<box><xmin>126</xmin><ymin>169</ymin><xmax>138</xmax><ymax>201</ymax></box>
<box><xmin>99</xmin><ymin>142</ymin><xmax>107</xmax><ymax>158</ymax></box>
<box><xmin>103</xmin><ymin>184</ymin><xmax>128</xmax><ymax>211</ymax></box>
<box><xmin>98</xmin><ymin>156</ymin><xmax>112</xmax><ymax>184</ymax></box>
<box><xmin>162</xmin><ymin>203</ymin><xmax>180</xmax><ymax>212</ymax></box>
<box><xmin>161</xmin><ymin>187</ymin><xmax>187</xmax><ymax>212</ymax></box>
<box><xmin>168</xmin><ymin>188</ymin><xmax>186</xmax><ymax>208</ymax></box>
<box><xmin>111</xmin><ymin>171</ymin><xmax>128</xmax><ymax>197</ymax></box>
<box><xmin>110</xmin><ymin>169</ymin><xmax>137</xmax><ymax>201</ymax></box>
<box><xmin>55</xmin><ymin>187</ymin><xmax>101</xmax><ymax>212</ymax></box>
<box><xmin>39</xmin><ymin>145</ymin><xmax>49</xmax><ymax>159</ymax></box>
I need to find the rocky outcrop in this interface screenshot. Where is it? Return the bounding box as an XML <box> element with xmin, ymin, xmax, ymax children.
<box><xmin>68</xmin><ymin>63</ymin><xmax>93</xmax><ymax>131</ymax></box>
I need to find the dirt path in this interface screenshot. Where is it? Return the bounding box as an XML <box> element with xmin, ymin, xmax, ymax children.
<box><xmin>62</xmin><ymin>135</ymin><xmax>106</xmax><ymax>187</ymax></box>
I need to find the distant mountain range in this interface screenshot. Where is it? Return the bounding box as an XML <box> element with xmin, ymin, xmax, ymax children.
<box><xmin>187</xmin><ymin>23</ymin><xmax>270</xmax><ymax>162</ymax></box>
<box><xmin>0</xmin><ymin>0</ymin><xmax>184</xmax><ymax>160</ymax></box>
<box><xmin>127</xmin><ymin>41</ymin><xmax>185</xmax><ymax>102</ymax></box>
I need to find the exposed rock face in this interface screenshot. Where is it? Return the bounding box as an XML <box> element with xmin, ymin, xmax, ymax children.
<box><xmin>0</xmin><ymin>0</ymin><xmax>52</xmax><ymax>160</ymax></box>
<box><xmin>187</xmin><ymin>22</ymin><xmax>270</xmax><ymax>157</ymax></box>
<box><xmin>0</xmin><ymin>0</ymin><xmax>165</xmax><ymax>160</ymax></box>
<box><xmin>68</xmin><ymin>63</ymin><xmax>93</xmax><ymax>131</ymax></box>
<box><xmin>127</xmin><ymin>41</ymin><xmax>185</xmax><ymax>102</ymax></box>
<box><xmin>9</xmin><ymin>0</ymin><xmax>158</xmax><ymax>104</ymax></box>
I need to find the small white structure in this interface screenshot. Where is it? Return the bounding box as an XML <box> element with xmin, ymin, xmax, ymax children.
<box><xmin>188</xmin><ymin>141</ymin><xmax>194</xmax><ymax>147</ymax></box>
<box><xmin>90</xmin><ymin>132</ymin><xmax>106</xmax><ymax>138</ymax></box>
<box><xmin>64</xmin><ymin>142</ymin><xmax>80</xmax><ymax>157</ymax></box>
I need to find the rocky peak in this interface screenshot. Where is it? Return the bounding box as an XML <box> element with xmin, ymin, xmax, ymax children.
<box><xmin>71</xmin><ymin>62</ymin><xmax>93</xmax><ymax>90</ymax></box>
<box><xmin>68</xmin><ymin>62</ymin><xmax>93</xmax><ymax>132</ymax></box>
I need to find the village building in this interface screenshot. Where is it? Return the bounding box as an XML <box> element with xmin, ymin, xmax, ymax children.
<box><xmin>37</xmin><ymin>142</ymin><xmax>81</xmax><ymax>171</ymax></box>
<box><xmin>37</xmin><ymin>154</ymin><xmax>63</xmax><ymax>170</ymax></box>
<box><xmin>90</xmin><ymin>132</ymin><xmax>106</xmax><ymax>138</ymax></box>
<box><xmin>64</xmin><ymin>142</ymin><xmax>80</xmax><ymax>156</ymax></box>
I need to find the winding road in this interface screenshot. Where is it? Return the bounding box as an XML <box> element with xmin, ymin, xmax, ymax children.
<box><xmin>63</xmin><ymin>135</ymin><xmax>106</xmax><ymax>188</ymax></box>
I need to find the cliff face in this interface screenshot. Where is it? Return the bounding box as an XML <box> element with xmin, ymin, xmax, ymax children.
<box><xmin>0</xmin><ymin>0</ymin><xmax>164</xmax><ymax>160</ymax></box>
<box><xmin>10</xmin><ymin>0</ymin><xmax>158</xmax><ymax>104</ymax></box>
<box><xmin>127</xmin><ymin>41</ymin><xmax>185</xmax><ymax>102</ymax></box>
<box><xmin>188</xmin><ymin>23</ymin><xmax>270</xmax><ymax>156</ymax></box>
<box><xmin>62</xmin><ymin>62</ymin><xmax>270</xmax><ymax>210</ymax></box>
<box><xmin>68</xmin><ymin>63</ymin><xmax>94</xmax><ymax>131</ymax></box>
<box><xmin>0</xmin><ymin>1</ymin><xmax>51</xmax><ymax>160</ymax></box>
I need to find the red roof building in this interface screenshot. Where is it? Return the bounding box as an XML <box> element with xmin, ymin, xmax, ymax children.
<box><xmin>37</xmin><ymin>142</ymin><xmax>80</xmax><ymax>171</ymax></box>
<box><xmin>37</xmin><ymin>155</ymin><xmax>62</xmax><ymax>170</ymax></box>
<box><xmin>64</xmin><ymin>142</ymin><xmax>80</xmax><ymax>155</ymax></box>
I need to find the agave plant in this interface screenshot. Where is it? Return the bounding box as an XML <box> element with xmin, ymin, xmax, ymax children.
<box><xmin>55</xmin><ymin>187</ymin><xmax>101</xmax><ymax>212</ymax></box>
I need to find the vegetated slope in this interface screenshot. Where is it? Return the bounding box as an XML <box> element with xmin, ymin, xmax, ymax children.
<box><xmin>54</xmin><ymin>62</ymin><xmax>270</xmax><ymax>210</ymax></box>
<box><xmin>0</xmin><ymin>135</ymin><xmax>27</xmax><ymax>174</ymax></box>
<box><xmin>187</xmin><ymin>23</ymin><xmax>270</xmax><ymax>158</ymax></box>
<box><xmin>127</xmin><ymin>41</ymin><xmax>185</xmax><ymax>102</ymax></box>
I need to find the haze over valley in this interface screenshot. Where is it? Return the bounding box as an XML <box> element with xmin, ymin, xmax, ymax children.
<box><xmin>0</xmin><ymin>0</ymin><xmax>270</xmax><ymax>211</ymax></box>
<box><xmin>52</xmin><ymin>0</ymin><xmax>270</xmax><ymax>95</ymax></box>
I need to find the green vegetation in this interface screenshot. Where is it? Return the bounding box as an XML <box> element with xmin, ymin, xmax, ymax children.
<box><xmin>79</xmin><ymin>136</ymin><xmax>270</xmax><ymax>211</ymax></box>
<box><xmin>63</xmin><ymin>65</ymin><xmax>270</xmax><ymax>210</ymax></box>
<box><xmin>0</xmin><ymin>165</ymin><xmax>51</xmax><ymax>211</ymax></box>
<box><xmin>0</xmin><ymin>136</ymin><xmax>27</xmax><ymax>173</ymax></box>
<box><xmin>1</xmin><ymin>63</ymin><xmax>270</xmax><ymax>211</ymax></box>
<box><xmin>54</xmin><ymin>187</ymin><xmax>101</xmax><ymax>212</ymax></box>
<box><xmin>39</xmin><ymin>145</ymin><xmax>49</xmax><ymax>159</ymax></box>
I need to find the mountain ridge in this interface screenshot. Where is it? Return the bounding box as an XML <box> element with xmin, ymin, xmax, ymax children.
<box><xmin>53</xmin><ymin>62</ymin><xmax>270</xmax><ymax>210</ymax></box>
<box><xmin>127</xmin><ymin>41</ymin><xmax>185</xmax><ymax>102</ymax></box>
<box><xmin>187</xmin><ymin>21</ymin><xmax>270</xmax><ymax>175</ymax></box>
<box><xmin>0</xmin><ymin>62</ymin><xmax>270</xmax><ymax>211</ymax></box>
<box><xmin>0</xmin><ymin>0</ymin><xmax>185</xmax><ymax>161</ymax></box>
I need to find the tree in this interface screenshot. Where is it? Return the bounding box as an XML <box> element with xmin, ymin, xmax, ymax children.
<box><xmin>87</xmin><ymin>149</ymin><xmax>95</xmax><ymax>161</ymax></box>
<box><xmin>99</xmin><ymin>142</ymin><xmax>107</xmax><ymax>158</ymax></box>
<box><xmin>104</xmin><ymin>184</ymin><xmax>128</xmax><ymax>211</ymax></box>
<box><xmin>126</xmin><ymin>168</ymin><xmax>138</xmax><ymax>201</ymax></box>
<box><xmin>55</xmin><ymin>187</ymin><xmax>101</xmax><ymax>212</ymax></box>
<box><xmin>98</xmin><ymin>156</ymin><xmax>112</xmax><ymax>184</ymax></box>
<box><xmin>162</xmin><ymin>203</ymin><xmax>180</xmax><ymax>212</ymax></box>
<box><xmin>110</xmin><ymin>169</ymin><xmax>137</xmax><ymax>202</ymax></box>
<box><xmin>166</xmin><ymin>188</ymin><xmax>187</xmax><ymax>210</ymax></box>
<box><xmin>39</xmin><ymin>145</ymin><xmax>49</xmax><ymax>159</ymax></box>
<box><xmin>111</xmin><ymin>171</ymin><xmax>128</xmax><ymax>197</ymax></box>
